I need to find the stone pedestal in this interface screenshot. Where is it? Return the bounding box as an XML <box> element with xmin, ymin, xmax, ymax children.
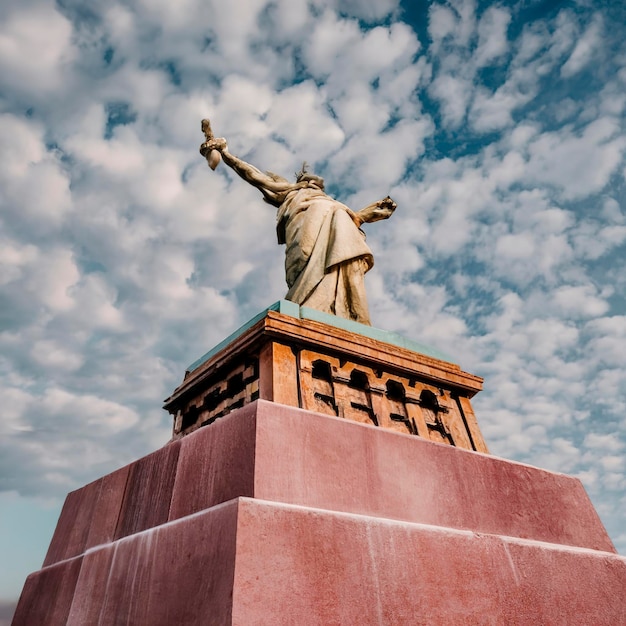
<box><xmin>13</xmin><ymin>401</ymin><xmax>626</xmax><ymax>625</ymax></box>
<box><xmin>12</xmin><ymin>308</ymin><xmax>626</xmax><ymax>624</ymax></box>
<box><xmin>164</xmin><ymin>301</ymin><xmax>488</xmax><ymax>452</ymax></box>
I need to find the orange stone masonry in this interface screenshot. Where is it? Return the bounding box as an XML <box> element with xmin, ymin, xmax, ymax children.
<box><xmin>164</xmin><ymin>309</ymin><xmax>489</xmax><ymax>452</ymax></box>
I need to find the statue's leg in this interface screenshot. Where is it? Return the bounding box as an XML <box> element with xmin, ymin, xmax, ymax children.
<box><xmin>298</xmin><ymin>260</ymin><xmax>371</xmax><ymax>325</ymax></box>
<box><xmin>335</xmin><ymin>258</ymin><xmax>371</xmax><ymax>325</ymax></box>
<box><xmin>299</xmin><ymin>268</ymin><xmax>339</xmax><ymax>316</ymax></box>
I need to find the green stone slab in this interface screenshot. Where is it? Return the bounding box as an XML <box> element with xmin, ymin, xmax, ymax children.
<box><xmin>187</xmin><ymin>300</ymin><xmax>452</xmax><ymax>373</ymax></box>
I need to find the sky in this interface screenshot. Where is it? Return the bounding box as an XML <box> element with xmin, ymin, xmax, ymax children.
<box><xmin>1</xmin><ymin>0</ymin><xmax>626</xmax><ymax>612</ymax></box>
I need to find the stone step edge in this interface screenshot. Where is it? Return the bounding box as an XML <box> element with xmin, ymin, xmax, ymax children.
<box><xmin>34</xmin><ymin>496</ymin><xmax>626</xmax><ymax>573</ymax></box>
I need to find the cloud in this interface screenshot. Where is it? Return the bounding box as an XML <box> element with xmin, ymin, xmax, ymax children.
<box><xmin>305</xmin><ymin>16</ymin><xmax>422</xmax><ymax>102</ymax></box>
<box><xmin>560</xmin><ymin>15</ymin><xmax>602</xmax><ymax>78</ymax></box>
<box><xmin>265</xmin><ymin>81</ymin><xmax>345</xmax><ymax>160</ymax></box>
<box><xmin>428</xmin><ymin>4</ymin><xmax>458</xmax><ymax>53</ymax></box>
<box><xmin>467</xmin><ymin>8</ymin><xmax>600</xmax><ymax>133</ymax></box>
<box><xmin>337</xmin><ymin>0</ymin><xmax>400</xmax><ymax>21</ymax></box>
<box><xmin>469</xmin><ymin>85</ymin><xmax>528</xmax><ymax>132</ymax></box>
<box><xmin>0</xmin><ymin>114</ymin><xmax>73</xmax><ymax>232</ymax></box>
<box><xmin>474</xmin><ymin>6</ymin><xmax>511</xmax><ymax>68</ymax></box>
<box><xmin>585</xmin><ymin>316</ymin><xmax>626</xmax><ymax>368</ymax></box>
<box><xmin>0</xmin><ymin>3</ymin><xmax>75</xmax><ymax>97</ymax></box>
<box><xmin>444</xmin><ymin>0</ymin><xmax>477</xmax><ymax>48</ymax></box>
<box><xmin>551</xmin><ymin>284</ymin><xmax>609</xmax><ymax>318</ymax></box>
<box><xmin>430</xmin><ymin>73</ymin><xmax>474</xmax><ymax>128</ymax></box>
<box><xmin>523</xmin><ymin>118</ymin><xmax>626</xmax><ymax>200</ymax></box>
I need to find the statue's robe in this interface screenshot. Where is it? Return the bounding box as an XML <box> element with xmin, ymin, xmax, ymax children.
<box><xmin>276</xmin><ymin>187</ymin><xmax>374</xmax><ymax>325</ymax></box>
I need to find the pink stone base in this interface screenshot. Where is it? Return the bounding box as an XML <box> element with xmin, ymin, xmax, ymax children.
<box><xmin>11</xmin><ymin>557</ymin><xmax>83</xmax><ymax>626</ymax></box>
<box><xmin>14</xmin><ymin>498</ymin><xmax>626</xmax><ymax>625</ymax></box>
<box><xmin>12</xmin><ymin>401</ymin><xmax>625</xmax><ymax>624</ymax></box>
<box><xmin>232</xmin><ymin>499</ymin><xmax>626</xmax><ymax>625</ymax></box>
<box><xmin>41</xmin><ymin>401</ymin><xmax>615</xmax><ymax>566</ymax></box>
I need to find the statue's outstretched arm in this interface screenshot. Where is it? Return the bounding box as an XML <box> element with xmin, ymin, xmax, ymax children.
<box><xmin>353</xmin><ymin>196</ymin><xmax>397</xmax><ymax>226</ymax></box>
<box><xmin>201</xmin><ymin>136</ymin><xmax>292</xmax><ymax>196</ymax></box>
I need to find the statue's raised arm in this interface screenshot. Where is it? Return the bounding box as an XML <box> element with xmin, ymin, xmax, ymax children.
<box><xmin>200</xmin><ymin>118</ymin><xmax>396</xmax><ymax>325</ymax></box>
<box><xmin>201</xmin><ymin>119</ymin><xmax>295</xmax><ymax>206</ymax></box>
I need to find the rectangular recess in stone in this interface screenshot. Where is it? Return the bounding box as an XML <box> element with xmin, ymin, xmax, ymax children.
<box><xmin>43</xmin><ymin>478</ymin><xmax>102</xmax><ymax>566</ymax></box>
<box><xmin>231</xmin><ymin>498</ymin><xmax>626</xmax><ymax>625</ymax></box>
<box><xmin>114</xmin><ymin>439</ymin><xmax>181</xmax><ymax>539</ymax></box>
<box><xmin>12</xmin><ymin>556</ymin><xmax>83</xmax><ymax>626</ymax></box>
<box><xmin>251</xmin><ymin>400</ymin><xmax>615</xmax><ymax>552</ymax></box>
<box><xmin>168</xmin><ymin>404</ymin><xmax>257</xmax><ymax>521</ymax></box>
<box><xmin>68</xmin><ymin>500</ymin><xmax>239</xmax><ymax>626</ymax></box>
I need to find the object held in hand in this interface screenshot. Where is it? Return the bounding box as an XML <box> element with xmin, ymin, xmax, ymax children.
<box><xmin>200</xmin><ymin>119</ymin><xmax>222</xmax><ymax>170</ymax></box>
<box><xmin>380</xmin><ymin>196</ymin><xmax>397</xmax><ymax>212</ymax></box>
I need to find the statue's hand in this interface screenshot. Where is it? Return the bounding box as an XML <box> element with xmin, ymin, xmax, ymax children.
<box><xmin>355</xmin><ymin>196</ymin><xmax>397</xmax><ymax>225</ymax></box>
<box><xmin>200</xmin><ymin>137</ymin><xmax>228</xmax><ymax>156</ymax></box>
<box><xmin>199</xmin><ymin>137</ymin><xmax>227</xmax><ymax>170</ymax></box>
<box><xmin>375</xmin><ymin>196</ymin><xmax>397</xmax><ymax>219</ymax></box>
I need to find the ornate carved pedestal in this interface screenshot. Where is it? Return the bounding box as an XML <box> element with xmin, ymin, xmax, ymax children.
<box><xmin>164</xmin><ymin>301</ymin><xmax>488</xmax><ymax>452</ymax></box>
<box><xmin>12</xmin><ymin>305</ymin><xmax>626</xmax><ymax>625</ymax></box>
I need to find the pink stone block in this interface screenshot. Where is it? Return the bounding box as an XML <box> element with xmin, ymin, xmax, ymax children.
<box><xmin>11</xmin><ymin>557</ymin><xmax>83</xmax><ymax>626</ymax></box>
<box><xmin>86</xmin><ymin>464</ymin><xmax>130</xmax><ymax>548</ymax></box>
<box><xmin>114</xmin><ymin>440</ymin><xmax>181</xmax><ymax>539</ymax></box>
<box><xmin>43</xmin><ymin>465</ymin><xmax>130</xmax><ymax>567</ymax></box>
<box><xmin>500</xmin><ymin>540</ymin><xmax>626</xmax><ymax>624</ymax></box>
<box><xmin>63</xmin><ymin>545</ymin><xmax>114</xmax><ymax>624</ymax></box>
<box><xmin>67</xmin><ymin>501</ymin><xmax>239</xmax><ymax>626</ymax></box>
<box><xmin>250</xmin><ymin>401</ymin><xmax>614</xmax><ymax>550</ymax></box>
<box><xmin>231</xmin><ymin>498</ymin><xmax>626</xmax><ymax>625</ymax></box>
<box><xmin>43</xmin><ymin>479</ymin><xmax>101</xmax><ymax>566</ymax></box>
<box><xmin>168</xmin><ymin>403</ymin><xmax>257</xmax><ymax>521</ymax></box>
<box><xmin>18</xmin><ymin>497</ymin><xmax>626</xmax><ymax>625</ymax></box>
<box><xmin>39</xmin><ymin>399</ymin><xmax>617</xmax><ymax>571</ymax></box>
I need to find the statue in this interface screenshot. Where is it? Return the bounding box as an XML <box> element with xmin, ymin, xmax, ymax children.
<box><xmin>200</xmin><ymin>119</ymin><xmax>396</xmax><ymax>326</ymax></box>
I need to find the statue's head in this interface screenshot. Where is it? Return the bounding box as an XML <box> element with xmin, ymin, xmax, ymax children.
<box><xmin>296</xmin><ymin>162</ymin><xmax>325</xmax><ymax>190</ymax></box>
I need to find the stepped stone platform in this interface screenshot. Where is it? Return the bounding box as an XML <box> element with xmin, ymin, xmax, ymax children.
<box><xmin>12</xmin><ymin>308</ymin><xmax>626</xmax><ymax>624</ymax></box>
<box><xmin>13</xmin><ymin>401</ymin><xmax>626</xmax><ymax>625</ymax></box>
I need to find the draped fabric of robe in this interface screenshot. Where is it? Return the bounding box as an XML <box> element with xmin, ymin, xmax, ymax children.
<box><xmin>276</xmin><ymin>187</ymin><xmax>374</xmax><ymax>324</ymax></box>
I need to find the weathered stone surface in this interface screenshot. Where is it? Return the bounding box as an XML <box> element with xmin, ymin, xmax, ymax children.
<box><xmin>44</xmin><ymin>465</ymin><xmax>131</xmax><ymax>566</ymax></box>
<box><xmin>41</xmin><ymin>401</ymin><xmax>615</xmax><ymax>566</ymax></box>
<box><xmin>168</xmin><ymin>403</ymin><xmax>256</xmax><ymax>521</ymax></box>
<box><xmin>231</xmin><ymin>498</ymin><xmax>626</xmax><ymax>626</ymax></box>
<box><xmin>15</xmin><ymin>496</ymin><xmax>626</xmax><ymax>625</ymax></box>
<box><xmin>250</xmin><ymin>401</ymin><xmax>614</xmax><ymax>552</ymax></box>
<box><xmin>86</xmin><ymin>464</ymin><xmax>130</xmax><ymax>549</ymax></box>
<box><xmin>114</xmin><ymin>439</ymin><xmax>181</xmax><ymax>539</ymax></box>
<box><xmin>63</xmin><ymin>547</ymin><xmax>114</xmax><ymax>625</ymax></box>
<box><xmin>66</xmin><ymin>500</ymin><xmax>239</xmax><ymax>626</ymax></box>
<box><xmin>43</xmin><ymin>478</ymin><xmax>101</xmax><ymax>566</ymax></box>
<box><xmin>12</xmin><ymin>556</ymin><xmax>83</xmax><ymax>626</ymax></box>
<box><xmin>16</xmin><ymin>397</ymin><xmax>625</xmax><ymax>624</ymax></box>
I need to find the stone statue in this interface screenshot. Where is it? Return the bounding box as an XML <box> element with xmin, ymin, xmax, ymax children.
<box><xmin>200</xmin><ymin>119</ymin><xmax>396</xmax><ymax>325</ymax></box>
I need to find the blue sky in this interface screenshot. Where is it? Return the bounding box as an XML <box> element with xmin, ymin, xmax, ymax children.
<box><xmin>2</xmin><ymin>0</ymin><xmax>626</xmax><ymax>613</ymax></box>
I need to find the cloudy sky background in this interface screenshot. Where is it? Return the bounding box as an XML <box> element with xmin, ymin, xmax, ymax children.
<box><xmin>2</xmin><ymin>0</ymin><xmax>626</xmax><ymax>609</ymax></box>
